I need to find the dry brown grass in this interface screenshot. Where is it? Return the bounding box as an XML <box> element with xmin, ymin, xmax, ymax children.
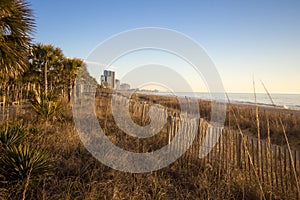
<box><xmin>0</xmin><ymin>91</ymin><xmax>299</xmax><ymax>199</ymax></box>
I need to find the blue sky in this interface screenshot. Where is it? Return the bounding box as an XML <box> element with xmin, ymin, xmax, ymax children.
<box><xmin>29</xmin><ymin>0</ymin><xmax>300</xmax><ymax>93</ymax></box>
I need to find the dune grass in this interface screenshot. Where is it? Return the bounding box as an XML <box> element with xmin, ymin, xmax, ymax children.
<box><xmin>0</xmin><ymin>91</ymin><xmax>299</xmax><ymax>199</ymax></box>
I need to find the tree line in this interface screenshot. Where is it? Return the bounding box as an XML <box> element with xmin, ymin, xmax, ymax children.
<box><xmin>0</xmin><ymin>0</ymin><xmax>96</xmax><ymax>106</ymax></box>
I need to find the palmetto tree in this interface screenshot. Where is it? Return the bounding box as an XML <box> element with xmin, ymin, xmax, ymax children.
<box><xmin>0</xmin><ymin>0</ymin><xmax>34</xmax><ymax>80</ymax></box>
<box><xmin>28</xmin><ymin>44</ymin><xmax>65</xmax><ymax>123</ymax></box>
<box><xmin>0</xmin><ymin>0</ymin><xmax>34</xmax><ymax>108</ymax></box>
<box><xmin>62</xmin><ymin>57</ymin><xmax>83</xmax><ymax>102</ymax></box>
<box><xmin>29</xmin><ymin>44</ymin><xmax>64</xmax><ymax>95</ymax></box>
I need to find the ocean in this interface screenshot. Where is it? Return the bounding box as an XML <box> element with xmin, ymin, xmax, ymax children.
<box><xmin>144</xmin><ymin>92</ymin><xmax>300</xmax><ymax>110</ymax></box>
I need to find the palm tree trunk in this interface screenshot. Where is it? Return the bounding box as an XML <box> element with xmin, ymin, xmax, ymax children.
<box><xmin>68</xmin><ymin>80</ymin><xmax>72</xmax><ymax>102</ymax></box>
<box><xmin>44</xmin><ymin>61</ymin><xmax>48</xmax><ymax>94</ymax></box>
<box><xmin>73</xmin><ymin>80</ymin><xmax>77</xmax><ymax>103</ymax></box>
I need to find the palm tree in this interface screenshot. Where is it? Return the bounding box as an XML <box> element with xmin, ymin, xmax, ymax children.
<box><xmin>0</xmin><ymin>0</ymin><xmax>34</xmax><ymax>80</ymax></box>
<box><xmin>0</xmin><ymin>0</ymin><xmax>34</xmax><ymax>108</ymax></box>
<box><xmin>62</xmin><ymin>57</ymin><xmax>83</xmax><ymax>102</ymax></box>
<box><xmin>29</xmin><ymin>44</ymin><xmax>64</xmax><ymax>95</ymax></box>
<box><xmin>22</xmin><ymin>63</ymin><xmax>40</xmax><ymax>99</ymax></box>
<box><xmin>28</xmin><ymin>44</ymin><xmax>65</xmax><ymax>123</ymax></box>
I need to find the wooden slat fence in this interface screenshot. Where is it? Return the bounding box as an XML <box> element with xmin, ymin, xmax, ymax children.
<box><xmin>109</xmin><ymin>94</ymin><xmax>300</xmax><ymax>198</ymax></box>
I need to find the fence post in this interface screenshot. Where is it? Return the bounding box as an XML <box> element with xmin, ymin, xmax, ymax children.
<box><xmin>141</xmin><ymin>102</ymin><xmax>145</xmax><ymax>126</ymax></box>
<box><xmin>243</xmin><ymin>135</ymin><xmax>247</xmax><ymax>181</ymax></box>
<box><xmin>167</xmin><ymin>115</ymin><xmax>172</xmax><ymax>147</ymax></box>
<box><xmin>218</xmin><ymin>127</ymin><xmax>223</xmax><ymax>185</ymax></box>
<box><xmin>261</xmin><ymin>140</ymin><xmax>265</xmax><ymax>186</ymax></box>
<box><xmin>284</xmin><ymin>148</ymin><xmax>288</xmax><ymax>193</ymax></box>
<box><xmin>279</xmin><ymin>147</ymin><xmax>284</xmax><ymax>194</ymax></box>
<box><xmin>251</xmin><ymin>138</ymin><xmax>255</xmax><ymax>181</ymax></box>
<box><xmin>293</xmin><ymin>150</ymin><xmax>297</xmax><ymax>193</ymax></box>
<box><xmin>225</xmin><ymin>130</ymin><xmax>229</xmax><ymax>173</ymax></box>
<box><xmin>274</xmin><ymin>145</ymin><xmax>279</xmax><ymax>189</ymax></box>
<box><xmin>237</xmin><ymin>132</ymin><xmax>242</xmax><ymax>169</ymax></box>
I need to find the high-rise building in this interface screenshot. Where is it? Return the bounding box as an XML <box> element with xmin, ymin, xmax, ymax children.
<box><xmin>100</xmin><ymin>70</ymin><xmax>115</xmax><ymax>89</ymax></box>
<box><xmin>100</xmin><ymin>75</ymin><xmax>107</xmax><ymax>88</ymax></box>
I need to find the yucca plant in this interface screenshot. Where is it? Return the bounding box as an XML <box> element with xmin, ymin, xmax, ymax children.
<box><xmin>0</xmin><ymin>124</ymin><xmax>28</xmax><ymax>147</ymax></box>
<box><xmin>0</xmin><ymin>144</ymin><xmax>52</xmax><ymax>199</ymax></box>
<box><xmin>30</xmin><ymin>90</ymin><xmax>62</xmax><ymax>122</ymax></box>
<box><xmin>0</xmin><ymin>144</ymin><xmax>51</xmax><ymax>182</ymax></box>
<box><xmin>0</xmin><ymin>123</ymin><xmax>51</xmax><ymax>199</ymax></box>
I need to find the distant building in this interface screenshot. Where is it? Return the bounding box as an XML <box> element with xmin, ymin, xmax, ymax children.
<box><xmin>100</xmin><ymin>75</ymin><xmax>107</xmax><ymax>88</ymax></box>
<box><xmin>100</xmin><ymin>70</ymin><xmax>115</xmax><ymax>89</ymax></box>
<box><xmin>120</xmin><ymin>83</ymin><xmax>130</xmax><ymax>90</ymax></box>
<box><xmin>115</xmin><ymin>79</ymin><xmax>120</xmax><ymax>90</ymax></box>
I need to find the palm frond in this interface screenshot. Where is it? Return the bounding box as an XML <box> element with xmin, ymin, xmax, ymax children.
<box><xmin>0</xmin><ymin>0</ymin><xmax>35</xmax><ymax>80</ymax></box>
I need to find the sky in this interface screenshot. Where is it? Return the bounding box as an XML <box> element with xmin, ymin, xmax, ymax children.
<box><xmin>29</xmin><ymin>0</ymin><xmax>300</xmax><ymax>94</ymax></box>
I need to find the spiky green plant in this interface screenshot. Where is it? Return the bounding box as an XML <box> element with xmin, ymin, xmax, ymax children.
<box><xmin>30</xmin><ymin>91</ymin><xmax>62</xmax><ymax>122</ymax></box>
<box><xmin>0</xmin><ymin>124</ymin><xmax>27</xmax><ymax>147</ymax></box>
<box><xmin>0</xmin><ymin>144</ymin><xmax>52</xmax><ymax>200</ymax></box>
<box><xmin>0</xmin><ymin>144</ymin><xmax>51</xmax><ymax>182</ymax></box>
